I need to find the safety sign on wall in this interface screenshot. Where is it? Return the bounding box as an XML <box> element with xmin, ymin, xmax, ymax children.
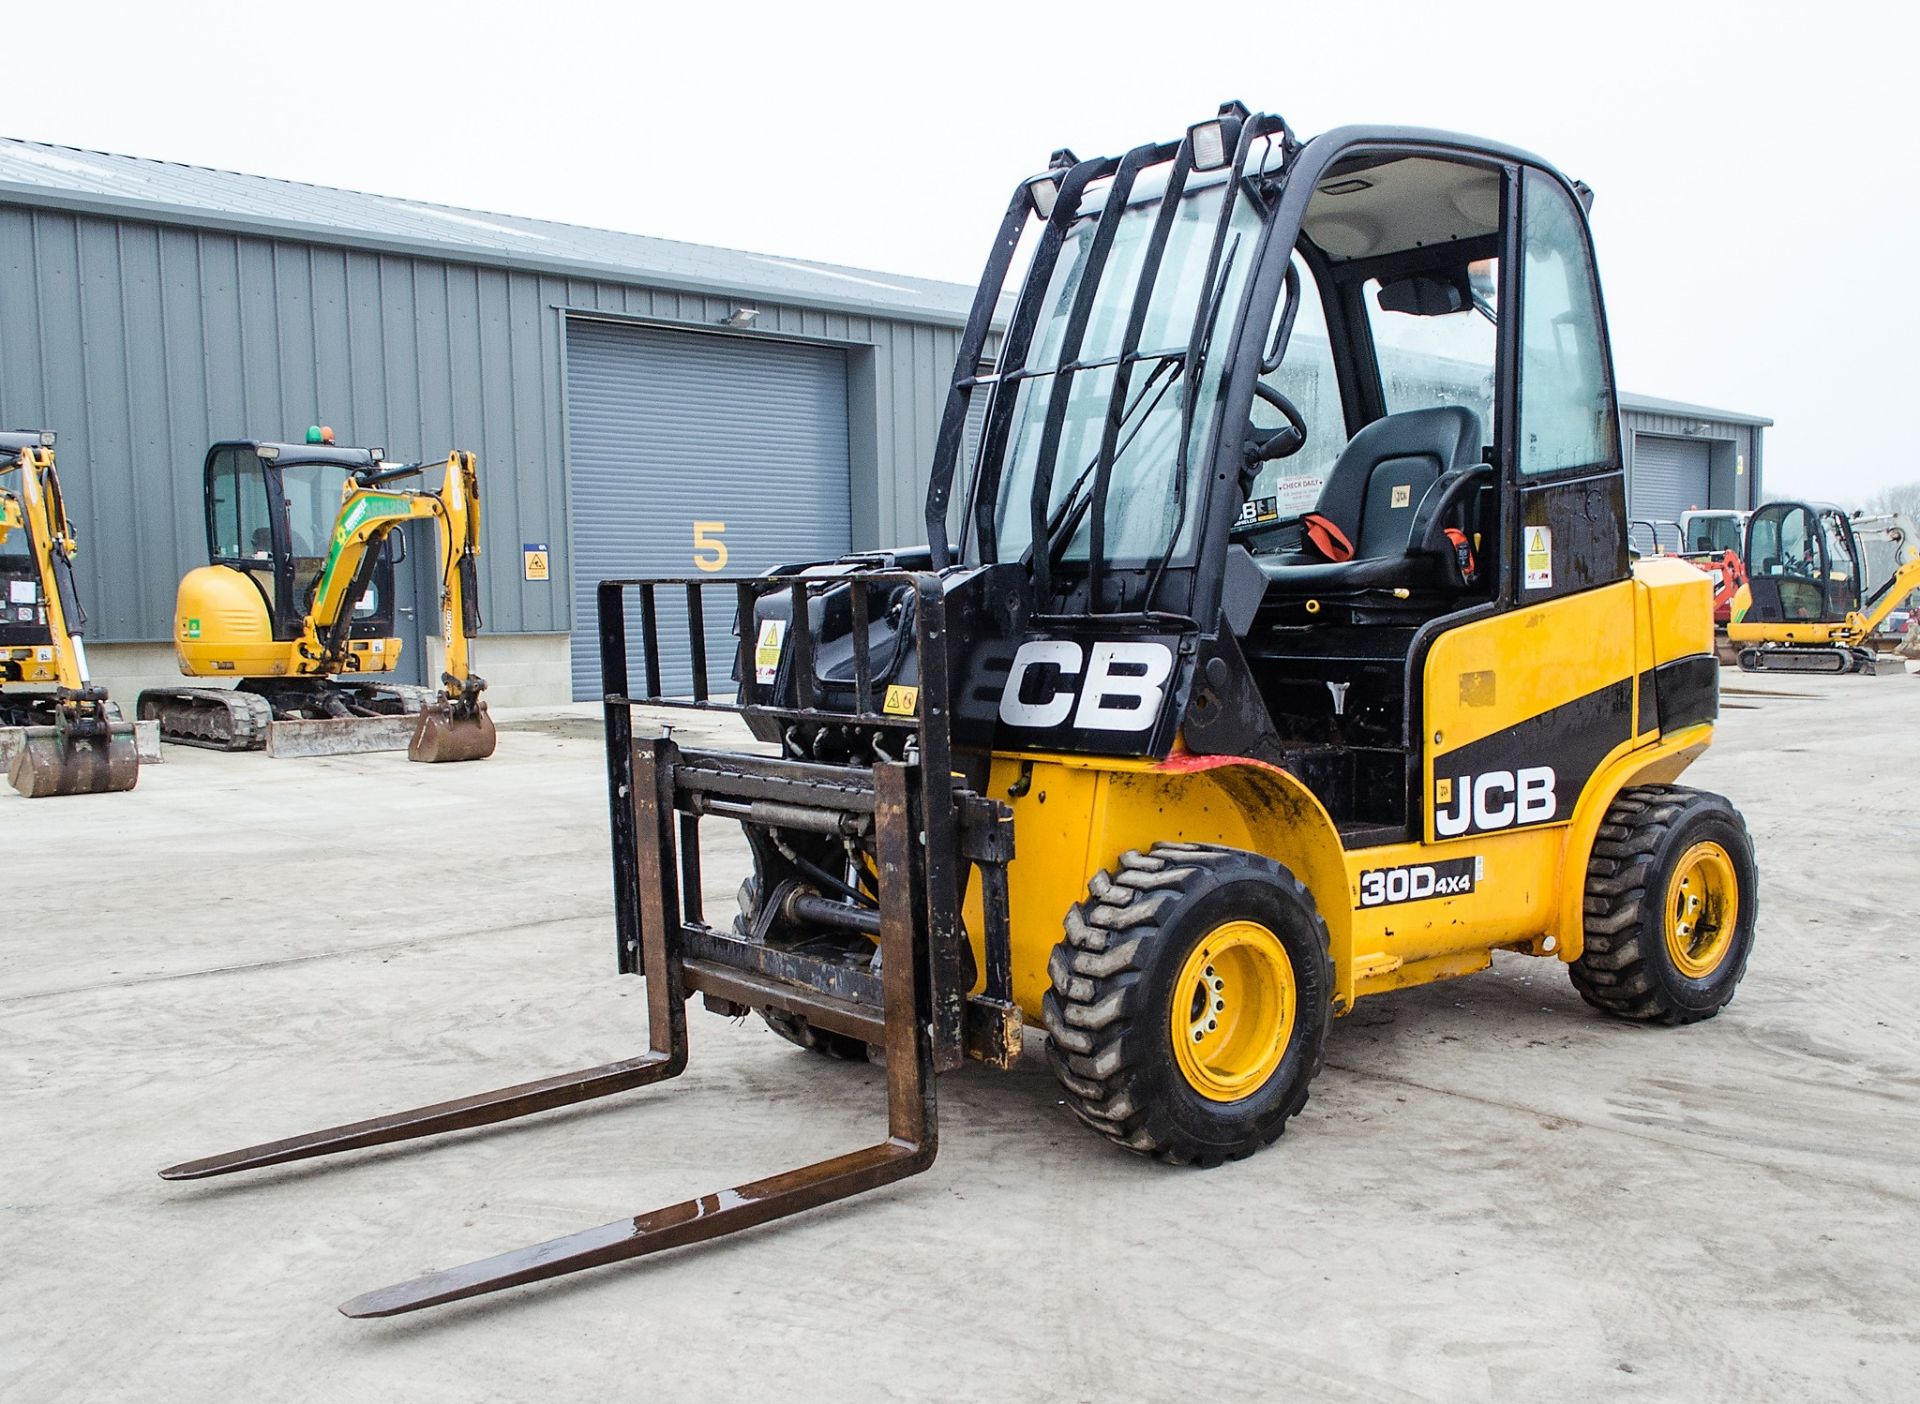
<box><xmin>523</xmin><ymin>543</ymin><xmax>550</xmax><ymax>581</ymax></box>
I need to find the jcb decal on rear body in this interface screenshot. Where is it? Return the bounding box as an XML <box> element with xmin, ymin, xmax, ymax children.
<box><xmin>998</xmin><ymin>639</ymin><xmax>1174</xmax><ymax>733</ymax></box>
<box><xmin>1428</xmin><ymin>677</ymin><xmax>1636</xmax><ymax>842</ymax></box>
<box><xmin>1359</xmin><ymin>855</ymin><xmax>1482</xmax><ymax>908</ymax></box>
<box><xmin>1434</xmin><ymin>767</ymin><xmax>1557</xmax><ymax>837</ymax></box>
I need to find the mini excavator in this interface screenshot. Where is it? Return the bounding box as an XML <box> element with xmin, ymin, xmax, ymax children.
<box><xmin>1729</xmin><ymin>500</ymin><xmax>1920</xmax><ymax>672</ymax></box>
<box><xmin>0</xmin><ymin>430</ymin><xmax>139</xmax><ymax>797</ymax></box>
<box><xmin>166</xmin><ymin>106</ymin><xmax>1757</xmax><ymax>1318</ymax></box>
<box><xmin>136</xmin><ymin>430</ymin><xmax>495</xmax><ymax>761</ymax></box>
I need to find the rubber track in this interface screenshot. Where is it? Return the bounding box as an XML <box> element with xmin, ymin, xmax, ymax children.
<box><xmin>1041</xmin><ymin>843</ymin><xmax>1326</xmax><ymax>1167</ymax></box>
<box><xmin>1568</xmin><ymin>783</ymin><xmax>1753</xmax><ymax>1025</ymax></box>
<box><xmin>138</xmin><ymin>688</ymin><xmax>275</xmax><ymax>751</ymax></box>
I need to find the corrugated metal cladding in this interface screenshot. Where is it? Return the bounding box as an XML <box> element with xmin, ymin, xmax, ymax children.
<box><xmin>565</xmin><ymin>319</ymin><xmax>851</xmax><ymax>700</ymax></box>
<box><xmin>1619</xmin><ymin>398</ymin><xmax>1766</xmax><ymax>518</ymax></box>
<box><xmin>1629</xmin><ymin>436</ymin><xmax>1711</xmax><ymax>526</ymax></box>
<box><xmin>0</xmin><ymin>200</ymin><xmax>973</xmax><ymax>646</ymax></box>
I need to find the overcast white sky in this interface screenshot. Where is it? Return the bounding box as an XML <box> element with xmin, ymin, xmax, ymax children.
<box><xmin>7</xmin><ymin>0</ymin><xmax>1911</xmax><ymax>503</ymax></box>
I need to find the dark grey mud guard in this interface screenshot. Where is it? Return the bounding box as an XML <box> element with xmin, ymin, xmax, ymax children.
<box><xmin>159</xmin><ymin>570</ymin><xmax>1013</xmax><ymax>1318</ymax></box>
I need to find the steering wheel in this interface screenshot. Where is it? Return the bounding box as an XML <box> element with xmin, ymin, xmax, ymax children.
<box><xmin>1249</xmin><ymin>381</ymin><xmax>1308</xmax><ymax>463</ymax></box>
<box><xmin>1412</xmin><ymin>463</ymin><xmax>1494</xmax><ymax>562</ymax></box>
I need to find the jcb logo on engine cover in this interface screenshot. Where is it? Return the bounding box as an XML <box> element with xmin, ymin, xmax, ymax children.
<box><xmin>1434</xmin><ymin>767</ymin><xmax>1556</xmax><ymax>837</ymax></box>
<box><xmin>998</xmin><ymin>639</ymin><xmax>1174</xmax><ymax>733</ymax></box>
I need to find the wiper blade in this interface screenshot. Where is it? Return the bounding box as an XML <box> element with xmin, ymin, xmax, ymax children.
<box><xmin>1145</xmin><ymin>233</ymin><xmax>1240</xmax><ymax>607</ymax></box>
<box><xmin>1040</xmin><ymin>354</ymin><xmax>1183</xmax><ymax>561</ymax></box>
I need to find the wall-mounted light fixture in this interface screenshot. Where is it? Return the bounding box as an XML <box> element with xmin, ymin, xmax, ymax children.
<box><xmin>723</xmin><ymin>306</ymin><xmax>759</xmax><ymax>329</ymax></box>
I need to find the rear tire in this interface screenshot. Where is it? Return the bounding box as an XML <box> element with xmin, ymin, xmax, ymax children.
<box><xmin>1042</xmin><ymin>844</ymin><xmax>1332</xmax><ymax>1167</ymax></box>
<box><xmin>1571</xmin><ymin>785</ymin><xmax>1757</xmax><ymax>1025</ymax></box>
<box><xmin>734</xmin><ymin>876</ymin><xmax>870</xmax><ymax>1062</ymax></box>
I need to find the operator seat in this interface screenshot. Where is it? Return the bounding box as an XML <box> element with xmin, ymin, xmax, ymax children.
<box><xmin>1256</xmin><ymin>405</ymin><xmax>1485</xmax><ymax>594</ymax></box>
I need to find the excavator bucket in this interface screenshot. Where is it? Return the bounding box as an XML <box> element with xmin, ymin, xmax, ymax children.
<box><xmin>407</xmin><ymin>696</ymin><xmax>496</xmax><ymax>763</ymax></box>
<box><xmin>7</xmin><ymin>718</ymin><xmax>139</xmax><ymax>797</ymax></box>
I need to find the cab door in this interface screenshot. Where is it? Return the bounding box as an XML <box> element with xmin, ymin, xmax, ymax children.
<box><xmin>1507</xmin><ymin>167</ymin><xmax>1627</xmax><ymax>605</ymax></box>
<box><xmin>1743</xmin><ymin>504</ymin><xmax>1830</xmax><ymax>623</ymax></box>
<box><xmin>1419</xmin><ymin>164</ymin><xmax>1640</xmax><ymax>844</ymax></box>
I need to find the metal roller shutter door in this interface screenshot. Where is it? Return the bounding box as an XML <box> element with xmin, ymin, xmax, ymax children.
<box><xmin>1631</xmin><ymin>435</ymin><xmax>1711</xmax><ymax>527</ymax></box>
<box><xmin>565</xmin><ymin>320</ymin><xmax>851</xmax><ymax>700</ymax></box>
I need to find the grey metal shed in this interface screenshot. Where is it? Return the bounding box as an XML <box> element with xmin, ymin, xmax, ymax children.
<box><xmin>0</xmin><ymin>139</ymin><xmax>984</xmax><ymax>706</ymax></box>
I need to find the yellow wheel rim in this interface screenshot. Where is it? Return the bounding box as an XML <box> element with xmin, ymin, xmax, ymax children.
<box><xmin>1169</xmin><ymin>920</ymin><xmax>1296</xmax><ymax>1102</ymax></box>
<box><xmin>1663</xmin><ymin>841</ymin><xmax>1739</xmax><ymax>979</ymax></box>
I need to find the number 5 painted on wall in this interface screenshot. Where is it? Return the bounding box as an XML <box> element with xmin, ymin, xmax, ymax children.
<box><xmin>693</xmin><ymin>520</ymin><xmax>728</xmax><ymax>572</ymax></box>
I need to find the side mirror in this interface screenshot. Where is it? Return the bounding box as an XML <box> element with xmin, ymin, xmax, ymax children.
<box><xmin>1376</xmin><ymin>273</ymin><xmax>1467</xmax><ymax>317</ymax></box>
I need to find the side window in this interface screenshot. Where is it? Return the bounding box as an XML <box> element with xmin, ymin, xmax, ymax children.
<box><xmin>1518</xmin><ymin>170</ymin><xmax>1616</xmax><ymax>474</ymax></box>
<box><xmin>1248</xmin><ymin>256</ymin><xmax>1343</xmax><ymax>515</ymax></box>
<box><xmin>207</xmin><ymin>447</ymin><xmax>271</xmax><ymax>559</ymax></box>
<box><xmin>1364</xmin><ymin>259</ymin><xmax>1498</xmax><ymax>438</ymax></box>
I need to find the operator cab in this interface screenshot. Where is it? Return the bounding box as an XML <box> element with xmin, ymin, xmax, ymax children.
<box><xmin>1741</xmin><ymin>501</ymin><xmax>1861</xmax><ymax>623</ymax></box>
<box><xmin>203</xmin><ymin>437</ymin><xmax>400</xmax><ymax>645</ymax></box>
<box><xmin>925</xmin><ymin>106</ymin><xmax>1624</xmax><ymax>840</ymax></box>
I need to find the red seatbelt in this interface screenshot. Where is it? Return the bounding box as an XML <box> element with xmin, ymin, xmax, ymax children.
<box><xmin>1302</xmin><ymin>513</ymin><xmax>1354</xmax><ymax>562</ymax></box>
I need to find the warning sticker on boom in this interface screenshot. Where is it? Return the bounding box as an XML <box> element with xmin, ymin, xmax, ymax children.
<box><xmin>1524</xmin><ymin>525</ymin><xmax>1553</xmax><ymax>589</ymax></box>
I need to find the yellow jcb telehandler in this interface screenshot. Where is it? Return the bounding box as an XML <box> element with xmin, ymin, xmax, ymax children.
<box><xmin>136</xmin><ymin>430</ymin><xmax>494</xmax><ymax>761</ymax></box>
<box><xmin>165</xmin><ymin>105</ymin><xmax>1757</xmax><ymax>1318</ymax></box>
<box><xmin>0</xmin><ymin>430</ymin><xmax>139</xmax><ymax>797</ymax></box>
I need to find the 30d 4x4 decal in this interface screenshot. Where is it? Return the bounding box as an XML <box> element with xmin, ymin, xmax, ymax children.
<box><xmin>1359</xmin><ymin>855</ymin><xmax>1481</xmax><ymax>908</ymax></box>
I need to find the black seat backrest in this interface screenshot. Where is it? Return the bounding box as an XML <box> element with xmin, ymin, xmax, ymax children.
<box><xmin>1311</xmin><ymin>407</ymin><xmax>1485</xmax><ymax>558</ymax></box>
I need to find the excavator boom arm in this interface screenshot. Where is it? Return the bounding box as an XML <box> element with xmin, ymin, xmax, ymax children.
<box><xmin>300</xmin><ymin>453</ymin><xmax>484</xmax><ymax>678</ymax></box>
<box><xmin>1851</xmin><ymin>554</ymin><xmax>1920</xmax><ymax>642</ymax></box>
<box><xmin>3</xmin><ymin>447</ymin><xmax>91</xmax><ymax>692</ymax></box>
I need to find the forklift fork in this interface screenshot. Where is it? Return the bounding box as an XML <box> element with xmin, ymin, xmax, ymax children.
<box><xmin>160</xmin><ymin>575</ymin><xmax>954</xmax><ymax>1318</ymax></box>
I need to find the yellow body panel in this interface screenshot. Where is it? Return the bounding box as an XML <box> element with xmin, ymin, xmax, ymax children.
<box><xmin>1424</xmin><ymin>580</ymin><xmax>1640</xmax><ymax>759</ymax></box>
<box><xmin>969</xmin><ymin>558</ymin><xmax>1717</xmax><ymax>1019</ymax></box>
<box><xmin>970</xmin><ymin>753</ymin><xmax>1353</xmax><ymax>1019</ymax></box>
<box><xmin>172</xmin><ymin>564</ymin><xmax>402</xmax><ymax>678</ymax></box>
<box><xmin>1636</xmin><ymin>555</ymin><xmax>1717</xmax><ymax>662</ymax></box>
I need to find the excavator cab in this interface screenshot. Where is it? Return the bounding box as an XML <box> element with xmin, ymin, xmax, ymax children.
<box><xmin>166</xmin><ymin>106</ymin><xmax>1752</xmax><ymax>1318</ymax></box>
<box><xmin>1740</xmin><ymin>501</ymin><xmax>1859</xmax><ymax>621</ymax></box>
<box><xmin>199</xmin><ymin>440</ymin><xmax>403</xmax><ymax>669</ymax></box>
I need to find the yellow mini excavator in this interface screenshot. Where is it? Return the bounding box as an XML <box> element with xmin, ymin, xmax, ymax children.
<box><xmin>1</xmin><ymin>430</ymin><xmax>139</xmax><ymax>797</ymax></box>
<box><xmin>167</xmin><ymin>106</ymin><xmax>1757</xmax><ymax>1318</ymax></box>
<box><xmin>136</xmin><ymin>430</ymin><xmax>495</xmax><ymax>761</ymax></box>
<box><xmin>1729</xmin><ymin>500</ymin><xmax>1920</xmax><ymax>672</ymax></box>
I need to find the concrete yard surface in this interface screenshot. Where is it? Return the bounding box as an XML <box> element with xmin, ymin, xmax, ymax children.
<box><xmin>3</xmin><ymin>682</ymin><xmax>1917</xmax><ymax>1400</ymax></box>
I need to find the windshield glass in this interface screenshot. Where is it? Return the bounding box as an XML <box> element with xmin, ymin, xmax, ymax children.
<box><xmin>280</xmin><ymin>463</ymin><xmax>385</xmax><ymax>619</ymax></box>
<box><xmin>980</xmin><ymin>165</ymin><xmax>1267</xmax><ymax>566</ymax></box>
<box><xmin>1685</xmin><ymin>514</ymin><xmax>1742</xmax><ymax>554</ymax></box>
<box><xmin>280</xmin><ymin>464</ymin><xmax>353</xmax><ymax>558</ymax></box>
